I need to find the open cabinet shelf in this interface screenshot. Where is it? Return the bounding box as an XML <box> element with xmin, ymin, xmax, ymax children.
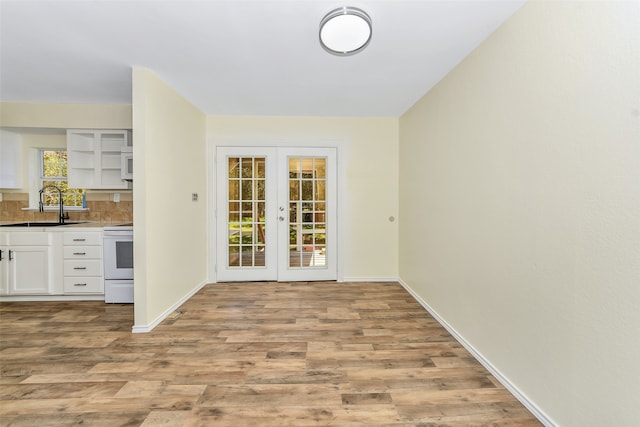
<box><xmin>67</xmin><ymin>129</ymin><xmax>132</xmax><ymax>190</ymax></box>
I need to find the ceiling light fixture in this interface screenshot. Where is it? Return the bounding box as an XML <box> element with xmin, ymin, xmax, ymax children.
<box><xmin>319</xmin><ymin>7</ymin><xmax>372</xmax><ymax>56</ymax></box>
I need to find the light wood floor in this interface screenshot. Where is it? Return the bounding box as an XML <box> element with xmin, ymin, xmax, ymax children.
<box><xmin>0</xmin><ymin>282</ymin><xmax>541</xmax><ymax>426</ymax></box>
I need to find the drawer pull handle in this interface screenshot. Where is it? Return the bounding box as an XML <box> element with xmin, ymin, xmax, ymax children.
<box><xmin>73</xmin><ymin>238</ymin><xmax>86</xmax><ymax>242</ymax></box>
<box><xmin>73</xmin><ymin>252</ymin><xmax>87</xmax><ymax>255</ymax></box>
<box><xmin>74</xmin><ymin>283</ymin><xmax>87</xmax><ymax>287</ymax></box>
<box><xmin>73</xmin><ymin>267</ymin><xmax>87</xmax><ymax>270</ymax></box>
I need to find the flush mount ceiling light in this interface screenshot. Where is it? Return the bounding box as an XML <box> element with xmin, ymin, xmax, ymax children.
<box><xmin>319</xmin><ymin>7</ymin><xmax>372</xmax><ymax>56</ymax></box>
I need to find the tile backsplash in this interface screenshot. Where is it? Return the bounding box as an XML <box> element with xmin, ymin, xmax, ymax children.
<box><xmin>0</xmin><ymin>192</ymin><xmax>133</xmax><ymax>224</ymax></box>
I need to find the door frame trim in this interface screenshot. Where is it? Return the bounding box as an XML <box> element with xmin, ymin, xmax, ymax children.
<box><xmin>209</xmin><ymin>142</ymin><xmax>344</xmax><ymax>283</ymax></box>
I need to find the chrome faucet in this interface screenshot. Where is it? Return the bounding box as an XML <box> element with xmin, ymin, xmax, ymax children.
<box><xmin>38</xmin><ymin>185</ymin><xmax>69</xmax><ymax>224</ymax></box>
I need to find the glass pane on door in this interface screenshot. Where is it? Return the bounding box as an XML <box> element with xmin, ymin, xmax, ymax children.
<box><xmin>227</xmin><ymin>157</ymin><xmax>266</xmax><ymax>268</ymax></box>
<box><xmin>288</xmin><ymin>157</ymin><xmax>327</xmax><ymax>268</ymax></box>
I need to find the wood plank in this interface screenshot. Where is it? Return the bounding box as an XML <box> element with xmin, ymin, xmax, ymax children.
<box><xmin>0</xmin><ymin>282</ymin><xmax>541</xmax><ymax>426</ymax></box>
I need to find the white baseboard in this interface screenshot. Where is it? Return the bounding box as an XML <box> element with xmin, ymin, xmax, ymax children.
<box><xmin>397</xmin><ymin>278</ymin><xmax>556</xmax><ymax>427</ymax></box>
<box><xmin>132</xmin><ymin>280</ymin><xmax>207</xmax><ymax>333</ymax></box>
<box><xmin>342</xmin><ymin>277</ymin><xmax>399</xmax><ymax>282</ymax></box>
<box><xmin>0</xmin><ymin>295</ymin><xmax>105</xmax><ymax>302</ymax></box>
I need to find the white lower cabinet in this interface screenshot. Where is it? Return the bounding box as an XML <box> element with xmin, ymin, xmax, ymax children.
<box><xmin>0</xmin><ymin>232</ymin><xmax>62</xmax><ymax>295</ymax></box>
<box><xmin>0</xmin><ymin>229</ymin><xmax>104</xmax><ymax>298</ymax></box>
<box><xmin>63</xmin><ymin>231</ymin><xmax>104</xmax><ymax>295</ymax></box>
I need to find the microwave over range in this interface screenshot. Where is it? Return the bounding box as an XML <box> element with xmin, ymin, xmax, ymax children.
<box><xmin>121</xmin><ymin>146</ymin><xmax>133</xmax><ymax>181</ymax></box>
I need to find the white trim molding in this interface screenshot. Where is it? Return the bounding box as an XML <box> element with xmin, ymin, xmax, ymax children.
<box><xmin>342</xmin><ymin>277</ymin><xmax>399</xmax><ymax>283</ymax></box>
<box><xmin>132</xmin><ymin>280</ymin><xmax>207</xmax><ymax>333</ymax></box>
<box><xmin>398</xmin><ymin>278</ymin><xmax>557</xmax><ymax>427</ymax></box>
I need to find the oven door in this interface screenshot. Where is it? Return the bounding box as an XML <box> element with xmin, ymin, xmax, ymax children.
<box><xmin>104</xmin><ymin>236</ymin><xmax>133</xmax><ymax>280</ymax></box>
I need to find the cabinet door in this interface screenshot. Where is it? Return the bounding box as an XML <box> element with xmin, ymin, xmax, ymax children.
<box><xmin>8</xmin><ymin>246</ymin><xmax>51</xmax><ymax>294</ymax></box>
<box><xmin>0</xmin><ymin>247</ymin><xmax>9</xmax><ymax>295</ymax></box>
<box><xmin>0</xmin><ymin>130</ymin><xmax>23</xmax><ymax>189</ymax></box>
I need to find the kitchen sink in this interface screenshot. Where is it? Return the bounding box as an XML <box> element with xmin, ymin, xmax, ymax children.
<box><xmin>0</xmin><ymin>222</ymin><xmax>85</xmax><ymax>227</ymax></box>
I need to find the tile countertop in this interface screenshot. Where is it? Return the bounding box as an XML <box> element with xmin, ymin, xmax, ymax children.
<box><xmin>0</xmin><ymin>221</ymin><xmax>129</xmax><ymax>231</ymax></box>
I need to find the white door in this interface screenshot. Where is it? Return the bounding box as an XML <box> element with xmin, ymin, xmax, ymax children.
<box><xmin>216</xmin><ymin>147</ymin><xmax>336</xmax><ymax>282</ymax></box>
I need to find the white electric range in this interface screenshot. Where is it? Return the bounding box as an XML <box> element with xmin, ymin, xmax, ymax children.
<box><xmin>103</xmin><ymin>224</ymin><xmax>133</xmax><ymax>303</ymax></box>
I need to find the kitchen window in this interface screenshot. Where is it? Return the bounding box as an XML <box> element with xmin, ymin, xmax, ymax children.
<box><xmin>39</xmin><ymin>149</ymin><xmax>85</xmax><ymax>208</ymax></box>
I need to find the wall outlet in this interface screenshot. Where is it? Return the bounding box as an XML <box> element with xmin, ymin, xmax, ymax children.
<box><xmin>192</xmin><ymin>193</ymin><xmax>198</xmax><ymax>202</ymax></box>
<box><xmin>113</xmin><ymin>192</ymin><xmax>120</xmax><ymax>203</ymax></box>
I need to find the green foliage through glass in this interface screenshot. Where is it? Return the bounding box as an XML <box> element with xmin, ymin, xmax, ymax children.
<box><xmin>40</xmin><ymin>150</ymin><xmax>84</xmax><ymax>208</ymax></box>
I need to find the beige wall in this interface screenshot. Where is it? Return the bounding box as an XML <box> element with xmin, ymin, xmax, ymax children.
<box><xmin>399</xmin><ymin>1</ymin><xmax>640</xmax><ymax>426</ymax></box>
<box><xmin>0</xmin><ymin>102</ymin><xmax>131</xmax><ymax>129</ymax></box>
<box><xmin>207</xmin><ymin>116</ymin><xmax>399</xmax><ymax>280</ymax></box>
<box><xmin>132</xmin><ymin>68</ymin><xmax>208</xmax><ymax>328</ymax></box>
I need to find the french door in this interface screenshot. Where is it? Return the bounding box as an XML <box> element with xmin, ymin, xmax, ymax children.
<box><xmin>216</xmin><ymin>147</ymin><xmax>337</xmax><ymax>282</ymax></box>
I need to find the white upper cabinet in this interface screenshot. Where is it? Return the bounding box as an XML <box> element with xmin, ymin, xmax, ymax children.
<box><xmin>0</xmin><ymin>129</ymin><xmax>23</xmax><ymax>189</ymax></box>
<box><xmin>67</xmin><ymin>129</ymin><xmax>132</xmax><ymax>189</ymax></box>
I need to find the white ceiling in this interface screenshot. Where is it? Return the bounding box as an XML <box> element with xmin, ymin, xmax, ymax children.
<box><xmin>0</xmin><ymin>0</ymin><xmax>525</xmax><ymax>117</ymax></box>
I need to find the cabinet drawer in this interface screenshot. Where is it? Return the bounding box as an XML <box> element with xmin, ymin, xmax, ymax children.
<box><xmin>63</xmin><ymin>277</ymin><xmax>104</xmax><ymax>294</ymax></box>
<box><xmin>8</xmin><ymin>232</ymin><xmax>50</xmax><ymax>246</ymax></box>
<box><xmin>64</xmin><ymin>232</ymin><xmax>102</xmax><ymax>246</ymax></box>
<box><xmin>64</xmin><ymin>259</ymin><xmax>103</xmax><ymax>276</ymax></box>
<box><xmin>63</xmin><ymin>246</ymin><xmax>102</xmax><ymax>259</ymax></box>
